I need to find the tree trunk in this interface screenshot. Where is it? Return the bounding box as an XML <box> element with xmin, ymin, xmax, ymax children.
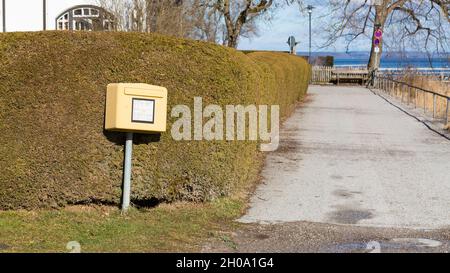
<box><xmin>367</xmin><ymin>5</ymin><xmax>388</xmax><ymax>71</ymax></box>
<box><xmin>227</xmin><ymin>32</ymin><xmax>239</xmax><ymax>48</ymax></box>
<box><xmin>146</xmin><ymin>0</ymin><xmax>159</xmax><ymax>33</ymax></box>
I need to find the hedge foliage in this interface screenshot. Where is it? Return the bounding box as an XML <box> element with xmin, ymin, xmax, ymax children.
<box><xmin>0</xmin><ymin>32</ymin><xmax>310</xmax><ymax>209</ymax></box>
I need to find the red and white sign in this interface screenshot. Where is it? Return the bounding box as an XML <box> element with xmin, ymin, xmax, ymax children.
<box><xmin>375</xmin><ymin>29</ymin><xmax>383</xmax><ymax>38</ymax></box>
<box><xmin>374</xmin><ymin>28</ymin><xmax>383</xmax><ymax>46</ymax></box>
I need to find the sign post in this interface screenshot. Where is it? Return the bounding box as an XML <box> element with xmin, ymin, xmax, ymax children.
<box><xmin>373</xmin><ymin>27</ymin><xmax>383</xmax><ymax>69</ymax></box>
<box><xmin>287</xmin><ymin>36</ymin><xmax>299</xmax><ymax>55</ymax></box>
<box><xmin>2</xmin><ymin>0</ymin><xmax>6</xmax><ymax>33</ymax></box>
<box><xmin>105</xmin><ymin>83</ymin><xmax>168</xmax><ymax>212</ymax></box>
<box><xmin>43</xmin><ymin>0</ymin><xmax>46</xmax><ymax>31</ymax></box>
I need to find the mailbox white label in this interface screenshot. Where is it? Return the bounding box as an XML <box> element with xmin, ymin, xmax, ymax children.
<box><xmin>132</xmin><ymin>98</ymin><xmax>155</xmax><ymax>123</ymax></box>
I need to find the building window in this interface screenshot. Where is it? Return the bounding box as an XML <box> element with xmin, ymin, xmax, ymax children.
<box><xmin>57</xmin><ymin>12</ymin><xmax>69</xmax><ymax>30</ymax></box>
<box><xmin>57</xmin><ymin>6</ymin><xmax>114</xmax><ymax>31</ymax></box>
<box><xmin>104</xmin><ymin>20</ymin><xmax>110</xmax><ymax>31</ymax></box>
<box><xmin>75</xmin><ymin>21</ymin><xmax>93</xmax><ymax>31</ymax></box>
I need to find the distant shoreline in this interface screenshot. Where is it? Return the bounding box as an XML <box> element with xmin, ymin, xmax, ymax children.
<box><xmin>334</xmin><ymin>59</ymin><xmax>449</xmax><ymax>69</ymax></box>
<box><xmin>301</xmin><ymin>51</ymin><xmax>449</xmax><ymax>69</ymax></box>
<box><xmin>298</xmin><ymin>51</ymin><xmax>449</xmax><ymax>58</ymax></box>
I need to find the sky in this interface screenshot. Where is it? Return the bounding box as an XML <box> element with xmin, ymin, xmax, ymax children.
<box><xmin>0</xmin><ymin>0</ymin><xmax>371</xmax><ymax>52</ymax></box>
<box><xmin>0</xmin><ymin>0</ymin><xmax>93</xmax><ymax>31</ymax></box>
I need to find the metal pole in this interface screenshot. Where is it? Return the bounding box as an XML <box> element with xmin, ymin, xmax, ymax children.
<box><xmin>122</xmin><ymin>132</ymin><xmax>133</xmax><ymax>212</ymax></box>
<box><xmin>309</xmin><ymin>10</ymin><xmax>312</xmax><ymax>62</ymax></box>
<box><xmin>2</xmin><ymin>0</ymin><xmax>5</xmax><ymax>33</ymax></box>
<box><xmin>43</xmin><ymin>0</ymin><xmax>46</xmax><ymax>31</ymax></box>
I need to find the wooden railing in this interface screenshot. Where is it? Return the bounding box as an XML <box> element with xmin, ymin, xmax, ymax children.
<box><xmin>380</xmin><ymin>68</ymin><xmax>450</xmax><ymax>82</ymax></box>
<box><xmin>373</xmin><ymin>75</ymin><xmax>450</xmax><ymax>125</ymax></box>
<box><xmin>311</xmin><ymin>66</ymin><xmax>450</xmax><ymax>84</ymax></box>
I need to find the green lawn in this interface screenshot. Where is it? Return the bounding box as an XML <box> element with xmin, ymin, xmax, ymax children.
<box><xmin>0</xmin><ymin>198</ymin><xmax>244</xmax><ymax>253</ymax></box>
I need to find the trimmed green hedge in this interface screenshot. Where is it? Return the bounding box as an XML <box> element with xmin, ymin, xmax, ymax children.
<box><xmin>0</xmin><ymin>32</ymin><xmax>310</xmax><ymax>209</ymax></box>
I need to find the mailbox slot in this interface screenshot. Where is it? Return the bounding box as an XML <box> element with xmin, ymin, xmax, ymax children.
<box><xmin>124</xmin><ymin>88</ymin><xmax>165</xmax><ymax>98</ymax></box>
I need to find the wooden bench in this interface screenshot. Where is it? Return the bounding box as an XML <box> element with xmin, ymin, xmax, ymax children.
<box><xmin>332</xmin><ymin>69</ymin><xmax>370</xmax><ymax>85</ymax></box>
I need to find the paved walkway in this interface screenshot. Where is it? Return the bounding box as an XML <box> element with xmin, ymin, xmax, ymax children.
<box><xmin>240</xmin><ymin>86</ymin><xmax>450</xmax><ymax>229</ymax></box>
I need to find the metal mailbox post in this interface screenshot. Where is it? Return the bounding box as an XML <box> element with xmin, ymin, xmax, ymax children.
<box><xmin>105</xmin><ymin>83</ymin><xmax>168</xmax><ymax>212</ymax></box>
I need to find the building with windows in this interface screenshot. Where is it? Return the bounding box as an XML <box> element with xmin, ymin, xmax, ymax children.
<box><xmin>56</xmin><ymin>5</ymin><xmax>115</xmax><ymax>31</ymax></box>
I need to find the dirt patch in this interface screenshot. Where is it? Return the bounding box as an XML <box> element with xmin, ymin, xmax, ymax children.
<box><xmin>333</xmin><ymin>189</ymin><xmax>352</xmax><ymax>199</ymax></box>
<box><xmin>253</xmin><ymin>233</ymin><xmax>270</xmax><ymax>240</ymax></box>
<box><xmin>275</xmin><ymin>140</ymin><xmax>302</xmax><ymax>154</ymax></box>
<box><xmin>0</xmin><ymin>243</ymin><xmax>10</xmax><ymax>250</ymax></box>
<box><xmin>333</xmin><ymin>189</ymin><xmax>362</xmax><ymax>199</ymax></box>
<box><xmin>328</xmin><ymin>208</ymin><xmax>374</xmax><ymax>224</ymax></box>
<box><xmin>330</xmin><ymin>175</ymin><xmax>343</xmax><ymax>180</ymax></box>
<box><xmin>203</xmin><ymin>221</ymin><xmax>450</xmax><ymax>253</ymax></box>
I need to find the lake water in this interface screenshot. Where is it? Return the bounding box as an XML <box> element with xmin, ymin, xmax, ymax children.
<box><xmin>303</xmin><ymin>52</ymin><xmax>449</xmax><ymax>69</ymax></box>
<box><xmin>335</xmin><ymin>57</ymin><xmax>449</xmax><ymax>68</ymax></box>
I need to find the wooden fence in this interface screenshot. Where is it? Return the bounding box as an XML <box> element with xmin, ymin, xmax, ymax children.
<box><xmin>311</xmin><ymin>66</ymin><xmax>450</xmax><ymax>84</ymax></box>
<box><xmin>311</xmin><ymin>66</ymin><xmax>369</xmax><ymax>85</ymax></box>
<box><xmin>311</xmin><ymin>66</ymin><xmax>333</xmax><ymax>84</ymax></box>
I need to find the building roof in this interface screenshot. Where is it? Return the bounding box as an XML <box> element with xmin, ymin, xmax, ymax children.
<box><xmin>55</xmin><ymin>5</ymin><xmax>110</xmax><ymax>20</ymax></box>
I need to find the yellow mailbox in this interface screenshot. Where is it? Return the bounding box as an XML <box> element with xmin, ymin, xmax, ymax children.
<box><xmin>105</xmin><ymin>83</ymin><xmax>168</xmax><ymax>133</ymax></box>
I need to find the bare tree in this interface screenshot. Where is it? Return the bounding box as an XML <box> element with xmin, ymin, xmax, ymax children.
<box><xmin>318</xmin><ymin>0</ymin><xmax>450</xmax><ymax>70</ymax></box>
<box><xmin>189</xmin><ymin>0</ymin><xmax>225</xmax><ymax>43</ymax></box>
<box><xmin>97</xmin><ymin>0</ymin><xmax>129</xmax><ymax>31</ymax></box>
<box><xmin>144</xmin><ymin>0</ymin><xmax>190</xmax><ymax>36</ymax></box>
<box><xmin>97</xmin><ymin>0</ymin><xmax>305</xmax><ymax>47</ymax></box>
<box><xmin>132</xmin><ymin>0</ymin><xmax>146</xmax><ymax>31</ymax></box>
<box><xmin>204</xmin><ymin>0</ymin><xmax>303</xmax><ymax>48</ymax></box>
<box><xmin>97</xmin><ymin>0</ymin><xmax>192</xmax><ymax>36</ymax></box>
